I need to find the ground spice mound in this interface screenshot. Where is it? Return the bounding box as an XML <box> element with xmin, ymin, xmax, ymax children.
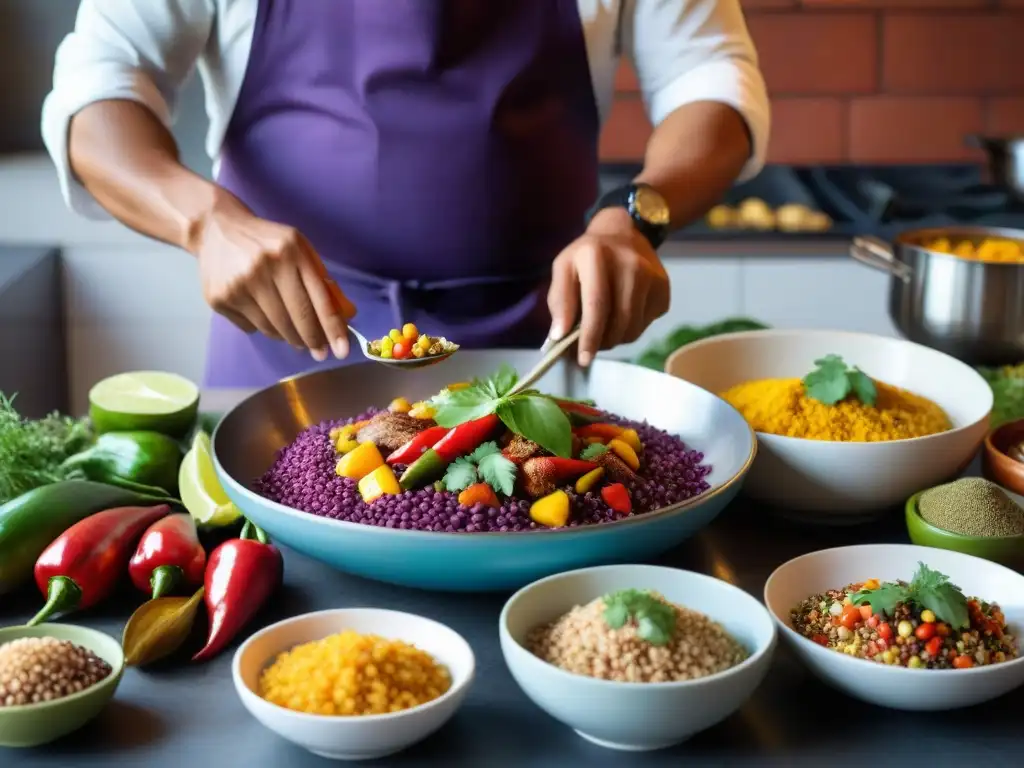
<box><xmin>259</xmin><ymin>630</ymin><xmax>451</xmax><ymax>716</ymax></box>
<box><xmin>0</xmin><ymin>636</ymin><xmax>112</xmax><ymax>707</ymax></box>
<box><xmin>919</xmin><ymin>477</ymin><xmax>1024</xmax><ymax>537</ymax></box>
<box><xmin>526</xmin><ymin>594</ymin><xmax>748</xmax><ymax>683</ymax></box>
<box><xmin>256</xmin><ymin>408</ymin><xmax>711</xmax><ymax>533</ymax></box>
<box><xmin>720</xmin><ymin>377</ymin><xmax>951</xmax><ymax>442</ymax></box>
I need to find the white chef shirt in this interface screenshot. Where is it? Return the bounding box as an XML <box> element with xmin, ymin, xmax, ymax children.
<box><xmin>42</xmin><ymin>0</ymin><xmax>770</xmax><ymax>220</ymax></box>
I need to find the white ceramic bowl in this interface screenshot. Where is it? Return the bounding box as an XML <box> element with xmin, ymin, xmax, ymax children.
<box><xmin>764</xmin><ymin>544</ymin><xmax>1024</xmax><ymax>711</ymax></box>
<box><xmin>499</xmin><ymin>565</ymin><xmax>776</xmax><ymax>752</ymax></box>
<box><xmin>232</xmin><ymin>608</ymin><xmax>475</xmax><ymax>761</ymax></box>
<box><xmin>666</xmin><ymin>329</ymin><xmax>992</xmax><ymax>522</ymax></box>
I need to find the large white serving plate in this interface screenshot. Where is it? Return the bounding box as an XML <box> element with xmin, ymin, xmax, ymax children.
<box><xmin>667</xmin><ymin>329</ymin><xmax>992</xmax><ymax>523</ymax></box>
<box><xmin>212</xmin><ymin>351</ymin><xmax>756</xmax><ymax>591</ymax></box>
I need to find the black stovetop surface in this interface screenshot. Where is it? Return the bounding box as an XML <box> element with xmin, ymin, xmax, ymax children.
<box><xmin>599</xmin><ymin>163</ymin><xmax>1024</xmax><ymax>241</ymax></box>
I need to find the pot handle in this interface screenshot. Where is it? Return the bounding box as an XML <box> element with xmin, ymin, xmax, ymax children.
<box><xmin>849</xmin><ymin>236</ymin><xmax>913</xmax><ymax>283</ymax></box>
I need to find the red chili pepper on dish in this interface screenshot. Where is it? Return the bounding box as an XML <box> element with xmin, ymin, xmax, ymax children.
<box><xmin>192</xmin><ymin>519</ymin><xmax>283</xmax><ymax>663</ymax></box>
<box><xmin>28</xmin><ymin>504</ymin><xmax>171</xmax><ymax>626</ymax></box>
<box><xmin>399</xmin><ymin>414</ymin><xmax>501</xmax><ymax>489</ymax></box>
<box><xmin>522</xmin><ymin>457</ymin><xmax>598</xmax><ymax>497</ymax></box>
<box><xmin>386</xmin><ymin>425</ymin><xmax>450</xmax><ymax>465</ymax></box>
<box><xmin>601</xmin><ymin>483</ymin><xmax>632</xmax><ymax>515</ymax></box>
<box><xmin>553</xmin><ymin>399</ymin><xmax>603</xmax><ymax>426</ymax></box>
<box><xmin>128</xmin><ymin>512</ymin><xmax>207</xmax><ymax>599</ymax></box>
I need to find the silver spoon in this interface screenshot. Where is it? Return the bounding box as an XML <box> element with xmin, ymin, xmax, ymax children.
<box><xmin>507</xmin><ymin>326</ymin><xmax>582</xmax><ymax>396</ymax></box>
<box><xmin>349</xmin><ymin>326</ymin><xmax>459</xmax><ymax>369</ymax></box>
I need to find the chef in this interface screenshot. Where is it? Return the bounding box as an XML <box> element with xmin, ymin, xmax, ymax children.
<box><xmin>43</xmin><ymin>0</ymin><xmax>769</xmax><ymax>388</ymax></box>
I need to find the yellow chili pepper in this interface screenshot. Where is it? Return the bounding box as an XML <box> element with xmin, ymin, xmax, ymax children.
<box><xmin>574</xmin><ymin>467</ymin><xmax>604</xmax><ymax>495</ymax></box>
<box><xmin>529</xmin><ymin>490</ymin><xmax>570</xmax><ymax>528</ymax></box>
<box><xmin>617</xmin><ymin>428</ymin><xmax>642</xmax><ymax>454</ymax></box>
<box><xmin>607</xmin><ymin>439</ymin><xmax>640</xmax><ymax>471</ymax></box>
<box><xmin>336</xmin><ymin>442</ymin><xmax>385</xmax><ymax>481</ymax></box>
<box><xmin>358</xmin><ymin>464</ymin><xmax>401</xmax><ymax>503</ymax></box>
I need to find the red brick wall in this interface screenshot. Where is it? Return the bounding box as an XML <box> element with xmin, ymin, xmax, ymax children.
<box><xmin>600</xmin><ymin>0</ymin><xmax>1024</xmax><ymax>165</ymax></box>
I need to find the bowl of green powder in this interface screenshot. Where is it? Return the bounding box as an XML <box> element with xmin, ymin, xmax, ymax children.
<box><xmin>906</xmin><ymin>478</ymin><xmax>1024</xmax><ymax>569</ymax></box>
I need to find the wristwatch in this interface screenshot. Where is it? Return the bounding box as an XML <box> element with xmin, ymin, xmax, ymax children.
<box><xmin>585</xmin><ymin>183</ymin><xmax>671</xmax><ymax>249</ymax></box>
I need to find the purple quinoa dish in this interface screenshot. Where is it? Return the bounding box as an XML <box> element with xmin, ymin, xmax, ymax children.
<box><xmin>255</xmin><ymin>366</ymin><xmax>712</xmax><ymax>534</ymax></box>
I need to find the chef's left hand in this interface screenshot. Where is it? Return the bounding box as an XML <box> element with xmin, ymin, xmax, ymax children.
<box><xmin>548</xmin><ymin>207</ymin><xmax>670</xmax><ymax>367</ymax></box>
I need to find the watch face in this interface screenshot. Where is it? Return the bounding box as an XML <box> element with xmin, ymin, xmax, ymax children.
<box><xmin>632</xmin><ymin>185</ymin><xmax>671</xmax><ymax>226</ymax></box>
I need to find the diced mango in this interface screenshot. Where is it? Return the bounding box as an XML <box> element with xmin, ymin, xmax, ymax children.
<box><xmin>409</xmin><ymin>401</ymin><xmax>436</xmax><ymax>420</ymax></box>
<box><xmin>333</xmin><ymin>420</ymin><xmax>369</xmax><ymax>450</ymax></box>
<box><xmin>457</xmin><ymin>482</ymin><xmax>500</xmax><ymax>508</ymax></box>
<box><xmin>358</xmin><ymin>464</ymin><xmax>401</xmax><ymax>502</ymax></box>
<box><xmin>574</xmin><ymin>467</ymin><xmax>604</xmax><ymax>495</ymax></box>
<box><xmin>608</xmin><ymin>439</ymin><xmax>640</xmax><ymax>471</ymax></box>
<box><xmin>335</xmin><ymin>442</ymin><xmax>385</xmax><ymax>481</ymax></box>
<box><xmin>618</xmin><ymin>428</ymin><xmax>642</xmax><ymax>454</ymax></box>
<box><xmin>529</xmin><ymin>490</ymin><xmax>570</xmax><ymax>528</ymax></box>
<box><xmin>336</xmin><ymin>437</ymin><xmax>359</xmax><ymax>455</ymax></box>
<box><xmin>388</xmin><ymin>397</ymin><xmax>412</xmax><ymax>414</ymax></box>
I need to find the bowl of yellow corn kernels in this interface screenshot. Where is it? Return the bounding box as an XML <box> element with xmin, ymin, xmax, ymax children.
<box><xmin>232</xmin><ymin>608</ymin><xmax>475</xmax><ymax>761</ymax></box>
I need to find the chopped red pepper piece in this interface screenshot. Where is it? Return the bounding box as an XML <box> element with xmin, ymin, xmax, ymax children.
<box><xmin>600</xmin><ymin>483</ymin><xmax>632</xmax><ymax>515</ymax></box>
<box><xmin>386</xmin><ymin>426</ymin><xmax>450</xmax><ymax>465</ymax></box>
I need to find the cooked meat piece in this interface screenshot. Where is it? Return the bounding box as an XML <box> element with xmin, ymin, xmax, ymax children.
<box><xmin>356</xmin><ymin>412</ymin><xmax>434</xmax><ymax>452</ymax></box>
<box><xmin>503</xmin><ymin>435</ymin><xmax>544</xmax><ymax>464</ymax></box>
<box><xmin>521</xmin><ymin>458</ymin><xmax>557</xmax><ymax>498</ymax></box>
<box><xmin>596</xmin><ymin>450</ymin><xmax>637</xmax><ymax>485</ymax></box>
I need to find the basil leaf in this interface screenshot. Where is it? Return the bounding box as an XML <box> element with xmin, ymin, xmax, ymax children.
<box><xmin>850</xmin><ymin>583</ymin><xmax>905</xmax><ymax>618</ymax></box>
<box><xmin>432</xmin><ymin>389</ymin><xmax>498</xmax><ymax>428</ymax></box>
<box><xmin>497</xmin><ymin>395</ymin><xmax>572</xmax><ymax>458</ymax></box>
<box><xmin>477</xmin><ymin>453</ymin><xmax>517</xmax><ymax>497</ymax></box>
<box><xmin>442</xmin><ymin>459</ymin><xmax>478</xmax><ymax>492</ymax></box>
<box><xmin>920</xmin><ymin>583</ymin><xmax>969</xmax><ymax>629</ymax></box>
<box><xmin>486</xmin><ymin>364</ymin><xmax>519</xmax><ymax>399</ymax></box>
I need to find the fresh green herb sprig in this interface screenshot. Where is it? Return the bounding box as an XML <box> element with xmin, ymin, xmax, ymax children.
<box><xmin>602</xmin><ymin>589</ymin><xmax>677</xmax><ymax>646</ymax></box>
<box><xmin>579</xmin><ymin>442</ymin><xmax>609</xmax><ymax>461</ymax></box>
<box><xmin>441</xmin><ymin>442</ymin><xmax>517</xmax><ymax>496</ymax></box>
<box><xmin>802</xmin><ymin>354</ymin><xmax>877</xmax><ymax>407</ymax></box>
<box><xmin>0</xmin><ymin>393</ymin><xmax>93</xmax><ymax>505</ymax></box>
<box><xmin>850</xmin><ymin>562</ymin><xmax>969</xmax><ymax>629</ymax></box>
<box><xmin>431</xmin><ymin>365</ymin><xmax>573</xmax><ymax>457</ymax></box>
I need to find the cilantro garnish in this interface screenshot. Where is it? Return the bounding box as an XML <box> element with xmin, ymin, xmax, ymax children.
<box><xmin>431</xmin><ymin>364</ymin><xmax>573</xmax><ymax>457</ymax></box>
<box><xmin>802</xmin><ymin>354</ymin><xmax>878</xmax><ymax>407</ymax></box>
<box><xmin>441</xmin><ymin>441</ymin><xmax>517</xmax><ymax>496</ymax></box>
<box><xmin>849</xmin><ymin>562</ymin><xmax>969</xmax><ymax>629</ymax></box>
<box><xmin>579</xmin><ymin>442</ymin><xmax>609</xmax><ymax>460</ymax></box>
<box><xmin>602</xmin><ymin>589</ymin><xmax>676</xmax><ymax>646</ymax></box>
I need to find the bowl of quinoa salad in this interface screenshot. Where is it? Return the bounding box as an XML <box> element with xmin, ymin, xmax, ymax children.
<box><xmin>499</xmin><ymin>564</ymin><xmax>776</xmax><ymax>752</ymax></box>
<box><xmin>765</xmin><ymin>544</ymin><xmax>1024</xmax><ymax>711</ymax></box>
<box><xmin>212</xmin><ymin>351</ymin><xmax>756</xmax><ymax>591</ymax></box>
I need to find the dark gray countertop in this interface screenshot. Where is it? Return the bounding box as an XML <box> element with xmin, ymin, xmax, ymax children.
<box><xmin>4</xmin><ymin>473</ymin><xmax>1023</xmax><ymax>768</ymax></box>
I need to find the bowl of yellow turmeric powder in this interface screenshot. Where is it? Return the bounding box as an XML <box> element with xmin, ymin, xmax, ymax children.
<box><xmin>232</xmin><ymin>608</ymin><xmax>475</xmax><ymax>760</ymax></box>
<box><xmin>666</xmin><ymin>329</ymin><xmax>992</xmax><ymax>523</ymax></box>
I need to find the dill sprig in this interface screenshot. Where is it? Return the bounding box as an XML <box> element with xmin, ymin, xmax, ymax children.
<box><xmin>0</xmin><ymin>393</ymin><xmax>92</xmax><ymax>504</ymax></box>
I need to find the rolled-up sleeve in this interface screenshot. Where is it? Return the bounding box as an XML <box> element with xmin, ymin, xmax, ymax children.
<box><xmin>41</xmin><ymin>0</ymin><xmax>213</xmax><ymax>219</ymax></box>
<box><xmin>625</xmin><ymin>0</ymin><xmax>770</xmax><ymax>181</ymax></box>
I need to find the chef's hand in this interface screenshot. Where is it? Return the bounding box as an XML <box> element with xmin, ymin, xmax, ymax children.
<box><xmin>190</xmin><ymin>189</ymin><xmax>356</xmax><ymax>361</ymax></box>
<box><xmin>547</xmin><ymin>207</ymin><xmax>670</xmax><ymax>367</ymax></box>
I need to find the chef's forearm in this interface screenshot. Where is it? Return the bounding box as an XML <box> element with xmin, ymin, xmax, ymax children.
<box><xmin>635</xmin><ymin>101</ymin><xmax>752</xmax><ymax>229</ymax></box>
<box><xmin>68</xmin><ymin>99</ymin><xmax>219</xmax><ymax>251</ymax></box>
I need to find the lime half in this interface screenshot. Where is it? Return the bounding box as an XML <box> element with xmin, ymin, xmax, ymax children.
<box><xmin>179</xmin><ymin>431</ymin><xmax>242</xmax><ymax>528</ymax></box>
<box><xmin>89</xmin><ymin>371</ymin><xmax>199</xmax><ymax>438</ymax></box>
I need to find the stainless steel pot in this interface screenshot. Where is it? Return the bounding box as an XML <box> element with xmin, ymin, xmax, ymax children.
<box><xmin>850</xmin><ymin>226</ymin><xmax>1024</xmax><ymax>366</ymax></box>
<box><xmin>967</xmin><ymin>135</ymin><xmax>1024</xmax><ymax>201</ymax></box>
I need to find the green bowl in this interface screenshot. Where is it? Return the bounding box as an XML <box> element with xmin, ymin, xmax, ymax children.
<box><xmin>905</xmin><ymin>491</ymin><xmax>1024</xmax><ymax>570</ymax></box>
<box><xmin>0</xmin><ymin>624</ymin><xmax>125</xmax><ymax>748</ymax></box>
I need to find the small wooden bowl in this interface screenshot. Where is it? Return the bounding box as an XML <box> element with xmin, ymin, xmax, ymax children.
<box><xmin>983</xmin><ymin>419</ymin><xmax>1024</xmax><ymax>496</ymax></box>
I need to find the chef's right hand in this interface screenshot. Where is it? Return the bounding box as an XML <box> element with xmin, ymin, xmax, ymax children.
<box><xmin>189</xmin><ymin>190</ymin><xmax>356</xmax><ymax>361</ymax></box>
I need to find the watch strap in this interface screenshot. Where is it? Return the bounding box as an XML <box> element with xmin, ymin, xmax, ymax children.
<box><xmin>585</xmin><ymin>183</ymin><xmax>668</xmax><ymax>249</ymax></box>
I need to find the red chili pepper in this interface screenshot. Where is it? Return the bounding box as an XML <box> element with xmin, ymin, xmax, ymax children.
<box><xmin>432</xmin><ymin>414</ymin><xmax>500</xmax><ymax>462</ymax></box>
<box><xmin>128</xmin><ymin>512</ymin><xmax>207</xmax><ymax>599</ymax></box>
<box><xmin>574</xmin><ymin>423</ymin><xmax>624</xmax><ymax>442</ymax></box>
<box><xmin>522</xmin><ymin>457</ymin><xmax>598</xmax><ymax>497</ymax></box>
<box><xmin>601</xmin><ymin>483</ymin><xmax>632</xmax><ymax>515</ymax></box>
<box><xmin>28</xmin><ymin>504</ymin><xmax>171</xmax><ymax>626</ymax></box>
<box><xmin>386</xmin><ymin>426</ymin><xmax>450</xmax><ymax>465</ymax></box>
<box><xmin>553</xmin><ymin>398</ymin><xmax>603</xmax><ymax>426</ymax></box>
<box><xmin>192</xmin><ymin>519</ymin><xmax>283</xmax><ymax>662</ymax></box>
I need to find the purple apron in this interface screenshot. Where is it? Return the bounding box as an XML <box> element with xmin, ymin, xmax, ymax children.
<box><xmin>205</xmin><ymin>0</ymin><xmax>600</xmax><ymax>388</ymax></box>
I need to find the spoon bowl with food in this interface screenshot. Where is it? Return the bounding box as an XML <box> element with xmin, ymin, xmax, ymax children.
<box><xmin>351</xmin><ymin>323</ymin><xmax>459</xmax><ymax>369</ymax></box>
